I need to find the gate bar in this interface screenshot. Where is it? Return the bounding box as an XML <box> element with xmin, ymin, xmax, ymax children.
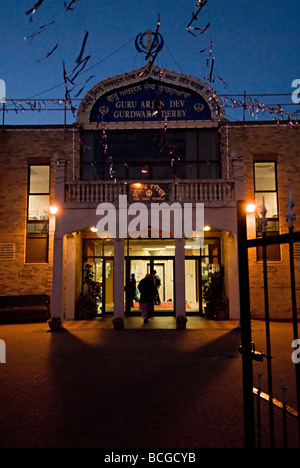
<box><xmin>288</xmin><ymin>226</ymin><xmax>300</xmax><ymax>445</ymax></box>
<box><xmin>262</xmin><ymin>231</ymin><xmax>275</xmax><ymax>448</ymax></box>
<box><xmin>237</xmin><ymin>200</ymin><xmax>256</xmax><ymax>448</ymax></box>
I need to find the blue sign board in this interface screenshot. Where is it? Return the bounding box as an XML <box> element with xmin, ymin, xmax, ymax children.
<box><xmin>90</xmin><ymin>78</ymin><xmax>212</xmax><ymax>123</ymax></box>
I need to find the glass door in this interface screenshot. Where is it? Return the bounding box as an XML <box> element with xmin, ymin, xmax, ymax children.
<box><xmin>82</xmin><ymin>258</ymin><xmax>114</xmax><ymax>315</ymax></box>
<box><xmin>185</xmin><ymin>258</ymin><xmax>202</xmax><ymax>314</ymax></box>
<box><xmin>125</xmin><ymin>257</ymin><xmax>175</xmax><ymax>315</ymax></box>
<box><xmin>82</xmin><ymin>239</ymin><xmax>115</xmax><ymax>315</ymax></box>
<box><xmin>185</xmin><ymin>238</ymin><xmax>221</xmax><ymax>315</ymax></box>
<box><xmin>104</xmin><ymin>259</ymin><xmax>114</xmax><ymax>313</ymax></box>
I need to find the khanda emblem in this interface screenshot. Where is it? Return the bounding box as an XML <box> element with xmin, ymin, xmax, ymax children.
<box><xmin>135</xmin><ymin>30</ymin><xmax>164</xmax><ymax>58</ymax></box>
<box><xmin>194</xmin><ymin>103</ymin><xmax>204</xmax><ymax>113</ymax></box>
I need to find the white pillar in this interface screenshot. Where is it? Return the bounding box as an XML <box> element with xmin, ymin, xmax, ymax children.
<box><xmin>113</xmin><ymin>238</ymin><xmax>124</xmax><ymax>327</ymax></box>
<box><xmin>51</xmin><ymin>153</ymin><xmax>67</xmax><ymax>324</ymax></box>
<box><xmin>52</xmin><ymin>235</ymin><xmax>64</xmax><ymax>321</ymax></box>
<box><xmin>65</xmin><ymin>234</ymin><xmax>76</xmax><ymax>319</ymax></box>
<box><xmin>175</xmin><ymin>238</ymin><xmax>186</xmax><ymax>325</ymax></box>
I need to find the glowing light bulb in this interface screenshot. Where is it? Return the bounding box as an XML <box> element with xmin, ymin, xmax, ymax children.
<box><xmin>49</xmin><ymin>205</ymin><xmax>58</xmax><ymax>215</ymax></box>
<box><xmin>246</xmin><ymin>204</ymin><xmax>256</xmax><ymax>213</ymax></box>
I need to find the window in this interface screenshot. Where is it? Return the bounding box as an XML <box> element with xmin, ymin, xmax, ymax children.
<box><xmin>81</xmin><ymin>129</ymin><xmax>221</xmax><ymax>181</ymax></box>
<box><xmin>26</xmin><ymin>165</ymin><xmax>50</xmax><ymax>263</ymax></box>
<box><xmin>254</xmin><ymin>161</ymin><xmax>280</xmax><ymax>260</ymax></box>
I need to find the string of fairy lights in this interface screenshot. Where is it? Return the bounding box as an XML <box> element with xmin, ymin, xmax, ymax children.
<box><xmin>2</xmin><ymin>0</ymin><xmax>299</xmax><ymax>182</ymax></box>
<box><xmin>2</xmin><ymin>94</ymin><xmax>299</xmax><ymax>122</ymax></box>
<box><xmin>3</xmin><ymin>0</ymin><xmax>298</xmax><ymax>124</ymax></box>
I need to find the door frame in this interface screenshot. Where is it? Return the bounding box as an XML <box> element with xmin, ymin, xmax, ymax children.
<box><xmin>82</xmin><ymin>256</ymin><xmax>114</xmax><ymax>315</ymax></box>
<box><xmin>185</xmin><ymin>256</ymin><xmax>203</xmax><ymax>315</ymax></box>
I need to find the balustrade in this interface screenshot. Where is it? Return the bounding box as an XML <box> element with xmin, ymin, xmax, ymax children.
<box><xmin>64</xmin><ymin>179</ymin><xmax>235</xmax><ymax>205</ymax></box>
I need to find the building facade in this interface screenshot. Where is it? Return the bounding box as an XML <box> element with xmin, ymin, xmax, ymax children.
<box><xmin>0</xmin><ymin>65</ymin><xmax>299</xmax><ymax>325</ymax></box>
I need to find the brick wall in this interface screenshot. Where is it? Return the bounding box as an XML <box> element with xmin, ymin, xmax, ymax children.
<box><xmin>1</xmin><ymin>121</ymin><xmax>300</xmax><ymax>321</ymax></box>
<box><xmin>0</xmin><ymin>126</ymin><xmax>77</xmax><ymax>304</ymax></box>
<box><xmin>227</xmin><ymin>122</ymin><xmax>300</xmax><ymax>320</ymax></box>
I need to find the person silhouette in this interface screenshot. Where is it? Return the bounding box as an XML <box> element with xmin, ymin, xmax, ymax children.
<box><xmin>138</xmin><ymin>273</ymin><xmax>155</xmax><ymax>323</ymax></box>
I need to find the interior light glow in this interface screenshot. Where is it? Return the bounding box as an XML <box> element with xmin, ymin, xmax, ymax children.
<box><xmin>90</xmin><ymin>227</ymin><xmax>98</xmax><ymax>232</ymax></box>
<box><xmin>203</xmin><ymin>225</ymin><xmax>211</xmax><ymax>231</ymax></box>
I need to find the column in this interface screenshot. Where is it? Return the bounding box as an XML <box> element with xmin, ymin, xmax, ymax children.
<box><xmin>113</xmin><ymin>238</ymin><xmax>124</xmax><ymax>329</ymax></box>
<box><xmin>65</xmin><ymin>234</ymin><xmax>76</xmax><ymax>320</ymax></box>
<box><xmin>49</xmin><ymin>151</ymin><xmax>67</xmax><ymax>328</ymax></box>
<box><xmin>51</xmin><ymin>235</ymin><xmax>64</xmax><ymax>322</ymax></box>
<box><xmin>175</xmin><ymin>238</ymin><xmax>187</xmax><ymax>329</ymax></box>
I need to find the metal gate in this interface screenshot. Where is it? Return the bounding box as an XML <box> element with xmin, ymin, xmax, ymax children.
<box><xmin>237</xmin><ymin>197</ymin><xmax>300</xmax><ymax>448</ymax></box>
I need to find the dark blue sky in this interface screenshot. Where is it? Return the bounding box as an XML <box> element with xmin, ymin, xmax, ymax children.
<box><xmin>0</xmin><ymin>0</ymin><xmax>299</xmax><ymax>124</ymax></box>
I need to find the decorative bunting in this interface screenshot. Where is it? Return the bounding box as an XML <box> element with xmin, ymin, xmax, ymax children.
<box><xmin>186</xmin><ymin>0</ymin><xmax>208</xmax><ymax>31</ymax></box>
<box><xmin>76</xmin><ymin>31</ymin><xmax>89</xmax><ymax>64</ymax></box>
<box><xmin>71</xmin><ymin>55</ymin><xmax>91</xmax><ymax>82</ymax></box>
<box><xmin>145</xmin><ymin>14</ymin><xmax>161</xmax><ymax>61</ymax></box>
<box><xmin>25</xmin><ymin>0</ymin><xmax>44</xmax><ymax>21</ymax></box>
<box><xmin>64</xmin><ymin>0</ymin><xmax>77</xmax><ymax>11</ymax></box>
<box><xmin>35</xmin><ymin>42</ymin><xmax>59</xmax><ymax>63</ymax></box>
<box><xmin>187</xmin><ymin>22</ymin><xmax>210</xmax><ymax>37</ymax></box>
<box><xmin>152</xmin><ymin>69</ymin><xmax>165</xmax><ymax>116</ymax></box>
<box><xmin>24</xmin><ymin>21</ymin><xmax>55</xmax><ymax>42</ymax></box>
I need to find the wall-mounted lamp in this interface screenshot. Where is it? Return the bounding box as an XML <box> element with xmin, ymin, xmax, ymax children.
<box><xmin>49</xmin><ymin>205</ymin><xmax>58</xmax><ymax>215</ymax></box>
<box><xmin>246</xmin><ymin>203</ymin><xmax>256</xmax><ymax>214</ymax></box>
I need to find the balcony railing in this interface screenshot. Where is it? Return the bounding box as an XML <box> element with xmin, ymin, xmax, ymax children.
<box><xmin>64</xmin><ymin>179</ymin><xmax>235</xmax><ymax>205</ymax></box>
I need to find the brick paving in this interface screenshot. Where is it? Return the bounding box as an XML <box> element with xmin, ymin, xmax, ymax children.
<box><xmin>0</xmin><ymin>317</ymin><xmax>299</xmax><ymax>448</ymax></box>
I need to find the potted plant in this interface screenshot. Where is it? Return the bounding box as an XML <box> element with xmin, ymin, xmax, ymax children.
<box><xmin>113</xmin><ymin>317</ymin><xmax>124</xmax><ymax>330</ymax></box>
<box><xmin>203</xmin><ymin>267</ymin><xmax>229</xmax><ymax>320</ymax></box>
<box><xmin>47</xmin><ymin>316</ymin><xmax>62</xmax><ymax>331</ymax></box>
<box><xmin>176</xmin><ymin>315</ymin><xmax>187</xmax><ymax>330</ymax></box>
<box><xmin>76</xmin><ymin>264</ymin><xmax>101</xmax><ymax>319</ymax></box>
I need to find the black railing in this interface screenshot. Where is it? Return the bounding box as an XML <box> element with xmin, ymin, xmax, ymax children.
<box><xmin>238</xmin><ymin>198</ymin><xmax>300</xmax><ymax>448</ymax></box>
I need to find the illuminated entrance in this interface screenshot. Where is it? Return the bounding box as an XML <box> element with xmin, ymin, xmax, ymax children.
<box><xmin>82</xmin><ymin>237</ymin><xmax>221</xmax><ymax>317</ymax></box>
<box><xmin>124</xmin><ymin>238</ymin><xmax>221</xmax><ymax>316</ymax></box>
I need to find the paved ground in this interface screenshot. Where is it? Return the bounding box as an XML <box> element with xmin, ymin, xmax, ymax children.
<box><xmin>0</xmin><ymin>316</ymin><xmax>299</xmax><ymax>449</ymax></box>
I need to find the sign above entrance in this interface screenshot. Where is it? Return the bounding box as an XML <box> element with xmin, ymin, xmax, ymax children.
<box><xmin>77</xmin><ymin>66</ymin><xmax>225</xmax><ymax>126</ymax></box>
<box><xmin>90</xmin><ymin>78</ymin><xmax>211</xmax><ymax>123</ymax></box>
<box><xmin>129</xmin><ymin>183</ymin><xmax>169</xmax><ymax>202</ymax></box>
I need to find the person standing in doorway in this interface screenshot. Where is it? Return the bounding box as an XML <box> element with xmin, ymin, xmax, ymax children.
<box><xmin>138</xmin><ymin>273</ymin><xmax>155</xmax><ymax>323</ymax></box>
<box><xmin>128</xmin><ymin>273</ymin><xmax>140</xmax><ymax>307</ymax></box>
